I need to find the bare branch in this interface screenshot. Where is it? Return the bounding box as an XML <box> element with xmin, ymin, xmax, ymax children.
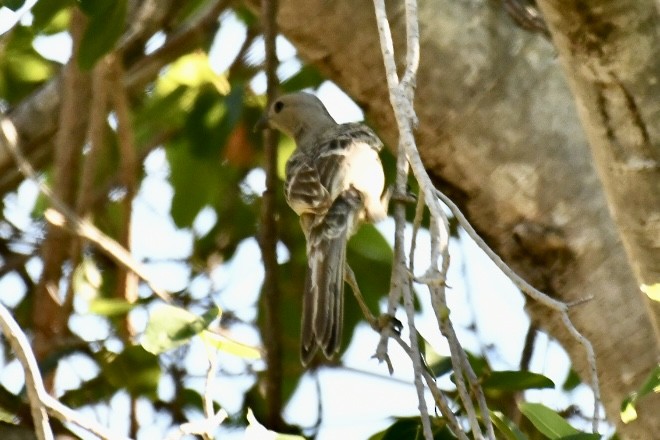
<box><xmin>110</xmin><ymin>56</ymin><xmax>140</xmax><ymax>310</ymax></box>
<box><xmin>257</xmin><ymin>0</ymin><xmax>284</xmax><ymax>430</ymax></box>
<box><xmin>435</xmin><ymin>188</ymin><xmax>602</xmax><ymax>430</ymax></box>
<box><xmin>0</xmin><ymin>310</ymin><xmax>52</xmax><ymax>440</ymax></box>
<box><xmin>0</xmin><ymin>118</ymin><xmax>172</xmax><ymax>303</ymax></box>
<box><xmin>0</xmin><ymin>302</ymin><xmax>127</xmax><ymax>440</ymax></box>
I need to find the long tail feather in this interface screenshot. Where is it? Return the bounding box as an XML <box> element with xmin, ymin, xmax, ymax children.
<box><xmin>300</xmin><ymin>188</ymin><xmax>361</xmax><ymax>365</ymax></box>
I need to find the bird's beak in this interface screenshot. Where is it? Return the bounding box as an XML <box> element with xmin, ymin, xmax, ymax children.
<box><xmin>254</xmin><ymin>114</ymin><xmax>269</xmax><ymax>132</ymax></box>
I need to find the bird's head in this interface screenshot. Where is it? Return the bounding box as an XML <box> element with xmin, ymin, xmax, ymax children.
<box><xmin>255</xmin><ymin>92</ymin><xmax>336</xmax><ymax>145</ymax></box>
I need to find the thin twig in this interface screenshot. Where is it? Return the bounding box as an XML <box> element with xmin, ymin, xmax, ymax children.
<box><xmin>0</xmin><ymin>118</ymin><xmax>172</xmax><ymax>303</ymax></box>
<box><xmin>372</xmin><ymin>0</ymin><xmax>497</xmax><ymax>437</ymax></box>
<box><xmin>344</xmin><ymin>265</ymin><xmax>377</xmax><ymax>324</ymax></box>
<box><xmin>201</xmin><ymin>350</ymin><xmax>219</xmax><ymax>440</ymax></box>
<box><xmin>373</xmin><ymin>1</ymin><xmax>433</xmax><ymax>438</ymax></box>
<box><xmin>0</xmin><ymin>302</ymin><xmax>128</xmax><ymax>440</ymax></box>
<box><xmin>0</xmin><ymin>312</ymin><xmax>52</xmax><ymax>439</ymax></box>
<box><xmin>390</xmin><ymin>332</ymin><xmax>470</xmax><ymax>440</ymax></box>
<box><xmin>435</xmin><ymin>188</ymin><xmax>601</xmax><ymax>431</ymax></box>
<box><xmin>165</xmin><ymin>409</ymin><xmax>228</xmax><ymax>440</ymax></box>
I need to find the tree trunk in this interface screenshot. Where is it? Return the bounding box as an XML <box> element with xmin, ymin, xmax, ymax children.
<box><xmin>241</xmin><ymin>0</ymin><xmax>659</xmax><ymax>437</ymax></box>
<box><xmin>535</xmin><ymin>0</ymin><xmax>660</xmax><ymax>339</ymax></box>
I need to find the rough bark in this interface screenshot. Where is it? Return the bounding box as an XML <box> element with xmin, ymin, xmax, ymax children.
<box><xmin>240</xmin><ymin>0</ymin><xmax>659</xmax><ymax>437</ymax></box>
<box><xmin>535</xmin><ymin>0</ymin><xmax>660</xmax><ymax>338</ymax></box>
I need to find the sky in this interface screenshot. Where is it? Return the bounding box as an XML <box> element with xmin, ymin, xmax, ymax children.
<box><xmin>0</xmin><ymin>3</ymin><xmax>605</xmax><ymax>439</ymax></box>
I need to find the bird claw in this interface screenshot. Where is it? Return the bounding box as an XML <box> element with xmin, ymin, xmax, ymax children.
<box><xmin>375</xmin><ymin>313</ymin><xmax>403</xmax><ymax>336</ymax></box>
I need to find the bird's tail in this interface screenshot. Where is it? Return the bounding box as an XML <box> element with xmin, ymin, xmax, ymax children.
<box><xmin>301</xmin><ymin>188</ymin><xmax>362</xmax><ymax>365</ymax></box>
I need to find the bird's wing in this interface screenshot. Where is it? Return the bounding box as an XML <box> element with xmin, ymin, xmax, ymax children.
<box><xmin>284</xmin><ymin>123</ymin><xmax>382</xmax><ymax>216</ymax></box>
<box><xmin>284</xmin><ymin>153</ymin><xmax>331</xmax><ymax>216</ymax></box>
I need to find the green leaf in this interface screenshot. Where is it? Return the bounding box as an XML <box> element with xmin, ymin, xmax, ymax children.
<box><xmin>368</xmin><ymin>417</ymin><xmax>454</xmax><ymax>440</ymax></box>
<box><xmin>59</xmin><ymin>375</ymin><xmax>116</xmax><ymax>408</ymax></box>
<box><xmin>427</xmin><ymin>354</ymin><xmax>453</xmax><ymax>378</ymax></box>
<box><xmin>179</xmin><ymin>387</ymin><xmax>204</xmax><ymax>412</ymax></box>
<box><xmin>562</xmin><ymin>368</ymin><xmax>582</xmax><ymax>391</ymax></box>
<box><xmin>167</xmin><ymin>138</ymin><xmax>223</xmax><ymax>227</ymax></box>
<box><xmin>482</xmin><ymin>370</ymin><xmax>555</xmax><ymax>391</ymax></box>
<box><xmin>281</xmin><ymin>64</ymin><xmax>325</xmax><ymax>93</ymax></box>
<box><xmin>200</xmin><ymin>331</ymin><xmax>261</xmax><ymax>360</ymax></box>
<box><xmin>72</xmin><ymin>256</ymin><xmax>103</xmax><ymax>299</ymax></box>
<box><xmin>276</xmin><ymin>135</ymin><xmax>296</xmax><ymax>180</ymax></box>
<box><xmin>77</xmin><ymin>0</ymin><xmax>127</xmax><ymax>69</ymax></box>
<box><xmin>98</xmin><ymin>345</ymin><xmax>160</xmax><ymax>397</ymax></box>
<box><xmin>0</xmin><ymin>25</ymin><xmax>55</xmax><ymax>103</ymax></box>
<box><xmin>348</xmin><ymin>223</ymin><xmax>393</xmax><ymax>263</ymax></box>
<box><xmin>88</xmin><ymin>298</ymin><xmax>135</xmax><ymax>317</ymax></box>
<box><xmin>32</xmin><ymin>0</ymin><xmax>72</xmax><ymax>32</ymax></box>
<box><xmin>557</xmin><ymin>434</ymin><xmax>602</xmax><ymax>440</ymax></box>
<box><xmin>184</xmin><ymin>85</ymin><xmax>243</xmax><ymax>159</ymax></box>
<box><xmin>141</xmin><ymin>304</ymin><xmax>221</xmax><ymax>354</ymax></box>
<box><xmin>620</xmin><ymin>364</ymin><xmax>659</xmax><ymax>423</ymax></box>
<box><xmin>2</xmin><ymin>0</ymin><xmax>26</xmax><ymax>11</ymax></box>
<box><xmin>634</xmin><ymin>364</ymin><xmax>660</xmax><ymax>398</ymax></box>
<box><xmin>519</xmin><ymin>402</ymin><xmax>579</xmax><ymax>439</ymax></box>
<box><xmin>490</xmin><ymin>411</ymin><xmax>528</xmax><ymax>440</ymax></box>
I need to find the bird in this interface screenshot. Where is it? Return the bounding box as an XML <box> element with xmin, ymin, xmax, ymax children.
<box><xmin>257</xmin><ymin>92</ymin><xmax>387</xmax><ymax>365</ymax></box>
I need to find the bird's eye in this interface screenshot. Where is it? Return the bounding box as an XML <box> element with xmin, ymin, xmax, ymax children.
<box><xmin>274</xmin><ymin>101</ymin><xmax>284</xmax><ymax>113</ymax></box>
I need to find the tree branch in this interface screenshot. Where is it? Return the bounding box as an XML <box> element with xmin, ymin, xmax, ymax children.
<box><xmin>0</xmin><ymin>118</ymin><xmax>172</xmax><ymax>303</ymax></box>
<box><xmin>435</xmin><ymin>188</ymin><xmax>601</xmax><ymax>431</ymax></box>
<box><xmin>257</xmin><ymin>0</ymin><xmax>284</xmax><ymax>430</ymax></box>
<box><xmin>0</xmin><ymin>301</ymin><xmax>127</xmax><ymax>440</ymax></box>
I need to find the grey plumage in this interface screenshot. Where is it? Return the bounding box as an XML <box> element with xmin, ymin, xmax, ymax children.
<box><xmin>260</xmin><ymin>92</ymin><xmax>386</xmax><ymax>365</ymax></box>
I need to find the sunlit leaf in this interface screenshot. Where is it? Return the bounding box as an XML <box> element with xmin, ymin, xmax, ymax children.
<box><xmin>156</xmin><ymin>52</ymin><xmax>229</xmax><ymax>96</ymax></box>
<box><xmin>0</xmin><ymin>26</ymin><xmax>56</xmax><ymax>102</ymax></box>
<box><xmin>88</xmin><ymin>298</ymin><xmax>135</xmax><ymax>317</ymax></box>
<box><xmin>200</xmin><ymin>331</ymin><xmax>262</xmax><ymax>360</ymax></box>
<box><xmin>276</xmin><ymin>136</ymin><xmax>296</xmax><ymax>180</ymax></box>
<box><xmin>32</xmin><ymin>0</ymin><xmax>72</xmax><ymax>32</ymax></box>
<box><xmin>519</xmin><ymin>402</ymin><xmax>579</xmax><ymax>438</ymax></box>
<box><xmin>620</xmin><ymin>400</ymin><xmax>637</xmax><ymax>424</ymax></box>
<box><xmin>641</xmin><ymin>283</ymin><xmax>660</xmax><ymax>302</ymax></box>
<box><xmin>620</xmin><ymin>364</ymin><xmax>659</xmax><ymax>423</ymax></box>
<box><xmin>72</xmin><ymin>257</ymin><xmax>102</xmax><ymax>299</ymax></box>
<box><xmin>141</xmin><ymin>304</ymin><xmax>221</xmax><ymax>354</ymax></box>
<box><xmin>482</xmin><ymin>370</ymin><xmax>555</xmax><ymax>391</ymax></box>
<box><xmin>7</xmin><ymin>53</ymin><xmax>52</xmax><ymax>82</ymax></box>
